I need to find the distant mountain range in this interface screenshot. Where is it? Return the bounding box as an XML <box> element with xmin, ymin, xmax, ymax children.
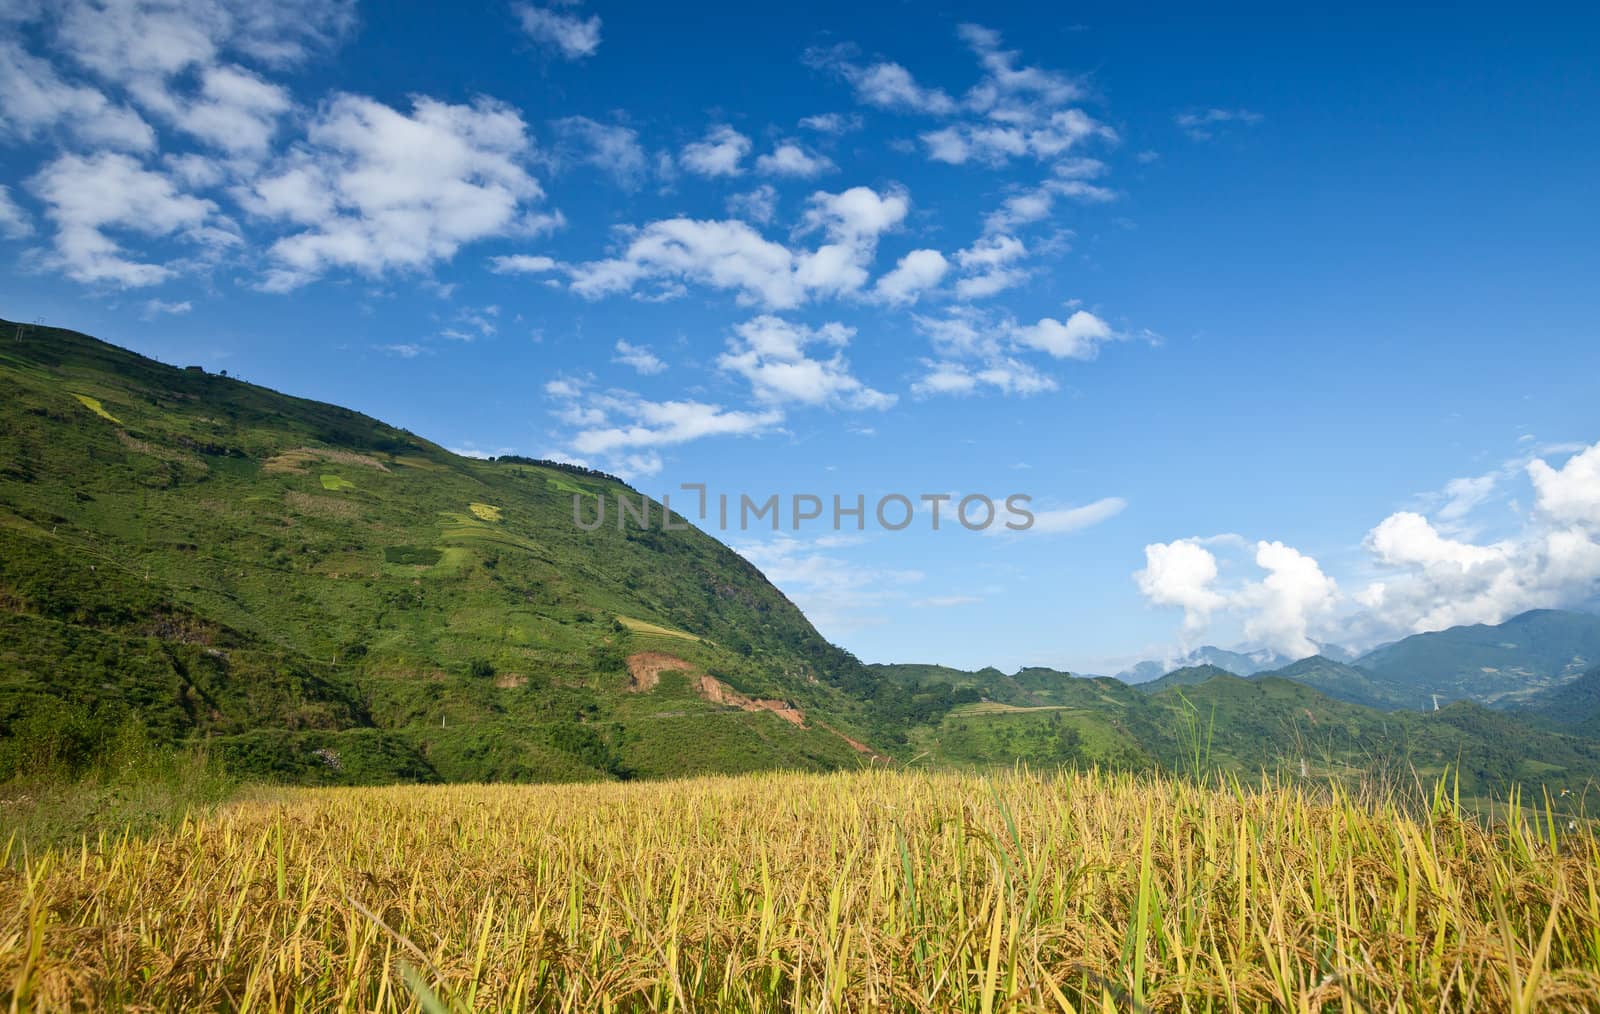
<box><xmin>1116</xmin><ymin>642</ymin><xmax>1355</xmax><ymax>684</ymax></box>
<box><xmin>1112</xmin><ymin>609</ymin><xmax>1600</xmax><ymax>712</ymax></box>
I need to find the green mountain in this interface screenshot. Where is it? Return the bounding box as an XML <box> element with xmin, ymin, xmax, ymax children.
<box><xmin>1135</xmin><ymin>664</ymin><xmax>1238</xmax><ymax>694</ymax></box>
<box><xmin>1252</xmin><ymin>655</ymin><xmax>1412</xmax><ymax>710</ymax></box>
<box><xmin>0</xmin><ymin>320</ymin><xmax>908</xmax><ymax>784</ymax></box>
<box><xmin>1518</xmin><ymin>664</ymin><xmax>1600</xmax><ymax>737</ymax></box>
<box><xmin>1354</xmin><ymin>609</ymin><xmax>1600</xmax><ymax>707</ymax></box>
<box><xmin>9</xmin><ymin>317</ymin><xmax>1600</xmax><ymax>801</ymax></box>
<box><xmin>899</xmin><ymin>667</ymin><xmax>1600</xmax><ymax>797</ymax></box>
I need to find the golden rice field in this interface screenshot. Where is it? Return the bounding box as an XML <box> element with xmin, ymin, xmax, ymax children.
<box><xmin>3</xmin><ymin>769</ymin><xmax>1599</xmax><ymax>1011</ymax></box>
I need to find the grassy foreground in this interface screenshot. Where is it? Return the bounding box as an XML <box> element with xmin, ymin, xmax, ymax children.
<box><xmin>3</xmin><ymin>769</ymin><xmax>1599</xmax><ymax>1011</ymax></box>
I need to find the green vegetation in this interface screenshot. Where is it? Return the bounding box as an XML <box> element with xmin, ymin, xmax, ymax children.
<box><xmin>0</xmin><ymin>320</ymin><xmax>887</xmax><ymax>794</ymax></box>
<box><xmin>6</xmin><ymin>317</ymin><xmax>1600</xmax><ymax>820</ymax></box>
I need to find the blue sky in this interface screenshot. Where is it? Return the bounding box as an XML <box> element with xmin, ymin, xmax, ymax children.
<box><xmin>3</xmin><ymin>0</ymin><xmax>1599</xmax><ymax>673</ymax></box>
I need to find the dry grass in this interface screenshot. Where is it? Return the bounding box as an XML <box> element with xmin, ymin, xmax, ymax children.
<box><xmin>3</xmin><ymin>768</ymin><xmax>1598</xmax><ymax>1011</ymax></box>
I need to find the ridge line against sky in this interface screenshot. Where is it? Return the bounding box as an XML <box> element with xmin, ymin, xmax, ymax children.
<box><xmin>1</xmin><ymin>0</ymin><xmax>1597</xmax><ymax>672</ymax></box>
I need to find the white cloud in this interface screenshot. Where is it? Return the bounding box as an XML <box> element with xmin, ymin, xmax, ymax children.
<box><xmin>805</xmin><ymin>47</ymin><xmax>957</xmax><ymax>115</ymax></box>
<box><xmin>381</xmin><ymin>342</ymin><xmax>425</xmax><ymax>358</ymax></box>
<box><xmin>0</xmin><ymin>41</ymin><xmax>156</xmax><ymax>151</ymax></box>
<box><xmin>1138</xmin><ymin>441</ymin><xmax>1600</xmax><ymax>655</ymax></box>
<box><xmin>1237</xmin><ymin>541</ymin><xmax>1339</xmax><ymax>659</ymax></box>
<box><xmin>1013</xmin><ymin>310</ymin><xmax>1116</xmax><ymax>359</ymax></box>
<box><xmin>550</xmin><ymin>116</ymin><xmax>646</xmax><ymax>187</ymax></box>
<box><xmin>513</xmin><ymin>2</ymin><xmax>601</xmax><ymax>59</ymax></box>
<box><xmin>48</xmin><ymin>0</ymin><xmax>356</xmax><ymax>80</ymax></box>
<box><xmin>1176</xmin><ymin>108</ymin><xmax>1262</xmax><ymax>141</ymax></box>
<box><xmin>245</xmin><ymin>93</ymin><xmax>545</xmax><ymax>290</ymax></box>
<box><xmin>953</xmin><ymin>233</ymin><xmax>1029</xmax><ymax>298</ymax></box>
<box><xmin>1437</xmin><ymin>473</ymin><xmax>1498</xmax><ymax>522</ymax></box>
<box><xmin>1530</xmin><ymin>442</ymin><xmax>1600</xmax><ymax>528</ymax></box>
<box><xmin>169</xmin><ymin>64</ymin><xmax>290</xmax><ymax>155</ymax></box>
<box><xmin>921</xmin><ymin>109</ymin><xmax>1114</xmax><ymax>167</ymax></box>
<box><xmin>0</xmin><ymin>186</ymin><xmax>33</xmax><ymax>239</ymax></box>
<box><xmin>872</xmin><ymin>248</ymin><xmax>948</xmax><ymax>305</ymax></box>
<box><xmin>612</xmin><ymin>339</ymin><xmax>665</xmax><ymax>375</ymax></box>
<box><xmin>140</xmin><ymin>297</ymin><xmax>192</xmax><ymax>316</ymax></box>
<box><xmin>14</xmin><ymin>0</ymin><xmax>353</xmax><ymax>158</ymax></box>
<box><xmin>488</xmin><ymin>253</ymin><xmax>559</xmax><ymax>274</ymax></box>
<box><xmin>798</xmin><ymin>112</ymin><xmax>861</xmax><ymax>134</ymax></box>
<box><xmin>911</xmin><ymin>357</ymin><xmax>1056</xmax><ymax>397</ymax></box>
<box><xmin>812</xmin><ymin>26</ymin><xmax>1114</xmax><ymax>169</ymax></box>
<box><xmin>680</xmin><ymin>125</ymin><xmax>751</xmax><ymax>178</ymax></box>
<box><xmin>956</xmin><ymin>23</ymin><xmax>1082</xmax><ymax>114</ymax></box>
<box><xmin>28</xmin><ymin>151</ymin><xmax>225</xmax><ymax>287</ymax></box>
<box><xmin>718</xmin><ymin>315</ymin><xmax>894</xmax><ymax>410</ymax></box>
<box><xmin>568</xmin><ymin>185</ymin><xmax>907</xmax><ymax>308</ymax></box>
<box><xmin>755</xmin><ymin>142</ymin><xmax>836</xmax><ymax>178</ymax></box>
<box><xmin>998</xmin><ymin>492</ymin><xmax>1126</xmax><ymax>534</ymax></box>
<box><xmin>571</xmin><ymin>397</ymin><xmax>781</xmax><ymax>456</ymax></box>
<box><xmin>982</xmin><ymin>163</ymin><xmax>1114</xmax><ymax>233</ymax></box>
<box><xmin>725</xmin><ymin>184</ymin><xmax>778</xmax><ymax>226</ymax></box>
<box><xmin>1135</xmin><ymin>540</ymin><xmax>1229</xmax><ymax>635</ymax></box>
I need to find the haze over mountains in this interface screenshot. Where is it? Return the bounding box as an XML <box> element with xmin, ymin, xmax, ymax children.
<box><xmin>6</xmin><ymin>318</ymin><xmax>1600</xmax><ymax>796</ymax></box>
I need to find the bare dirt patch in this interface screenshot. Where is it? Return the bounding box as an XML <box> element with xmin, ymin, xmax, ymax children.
<box><xmin>696</xmin><ymin>674</ymin><xmax>806</xmax><ymax>727</ymax></box>
<box><xmin>495</xmin><ymin>673</ymin><xmax>529</xmax><ymax>689</ymax></box>
<box><xmin>625</xmin><ymin>652</ymin><xmax>695</xmax><ymax>692</ymax></box>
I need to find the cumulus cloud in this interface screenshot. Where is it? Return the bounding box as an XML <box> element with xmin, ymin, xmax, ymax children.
<box><xmin>718</xmin><ymin>315</ymin><xmax>894</xmax><ymax>410</ymax></box>
<box><xmin>568</xmin><ymin>185</ymin><xmax>907</xmax><ymax>308</ymax></box>
<box><xmin>797</xmin><ymin>112</ymin><xmax>861</xmax><ymax>134</ymax></box>
<box><xmin>1530</xmin><ymin>442</ymin><xmax>1600</xmax><ymax>528</ymax></box>
<box><xmin>1137</xmin><ymin>441</ymin><xmax>1600</xmax><ymax>657</ymax></box>
<box><xmin>872</xmin><ymin>248</ymin><xmax>948</xmax><ymax>305</ymax></box>
<box><xmin>488</xmin><ymin>253</ymin><xmax>559</xmax><ymax>274</ymax></box>
<box><xmin>612</xmin><ymin>339</ymin><xmax>665</xmax><ymax>375</ymax></box>
<box><xmin>1135</xmin><ymin>539</ymin><xmax>1230</xmax><ymax>636</ymax></box>
<box><xmin>953</xmin><ymin>233</ymin><xmax>1029</xmax><ymax>298</ymax></box>
<box><xmin>1013</xmin><ymin>310</ymin><xmax>1117</xmax><ymax>359</ymax></box>
<box><xmin>921</xmin><ymin>109</ymin><xmax>1114</xmax><ymax>167</ymax></box>
<box><xmin>908</xmin><ymin>305</ymin><xmax>1130</xmax><ymax>399</ymax></box>
<box><xmin>514</xmin><ymin>2</ymin><xmax>601</xmax><ymax>60</ymax></box>
<box><xmin>680</xmin><ymin>125</ymin><xmax>751</xmax><ymax>178</ymax></box>
<box><xmin>547</xmin><ymin>382</ymin><xmax>782</xmax><ymax>467</ymax></box>
<box><xmin>243</xmin><ymin>93</ymin><xmax>545</xmax><ymax>290</ymax></box>
<box><xmin>28</xmin><ymin>151</ymin><xmax>227</xmax><ymax>286</ymax></box>
<box><xmin>1238</xmin><ymin>541</ymin><xmax>1339</xmax><ymax>658</ymax></box>
<box><xmin>1351</xmin><ymin>443</ymin><xmax>1600</xmax><ymax>637</ymax></box>
<box><xmin>754</xmin><ymin>142</ymin><xmax>836</xmax><ymax>178</ymax></box>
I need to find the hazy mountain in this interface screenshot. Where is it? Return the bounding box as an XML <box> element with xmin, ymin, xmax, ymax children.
<box><xmin>1135</xmin><ymin>664</ymin><xmax>1239</xmax><ymax>694</ymax></box>
<box><xmin>1118</xmin><ymin>645</ymin><xmax>1302</xmax><ymax>683</ymax></box>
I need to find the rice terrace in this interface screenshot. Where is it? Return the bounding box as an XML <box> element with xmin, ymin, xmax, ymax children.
<box><xmin>4</xmin><ymin>1</ymin><xmax>1600</xmax><ymax>1011</ymax></box>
